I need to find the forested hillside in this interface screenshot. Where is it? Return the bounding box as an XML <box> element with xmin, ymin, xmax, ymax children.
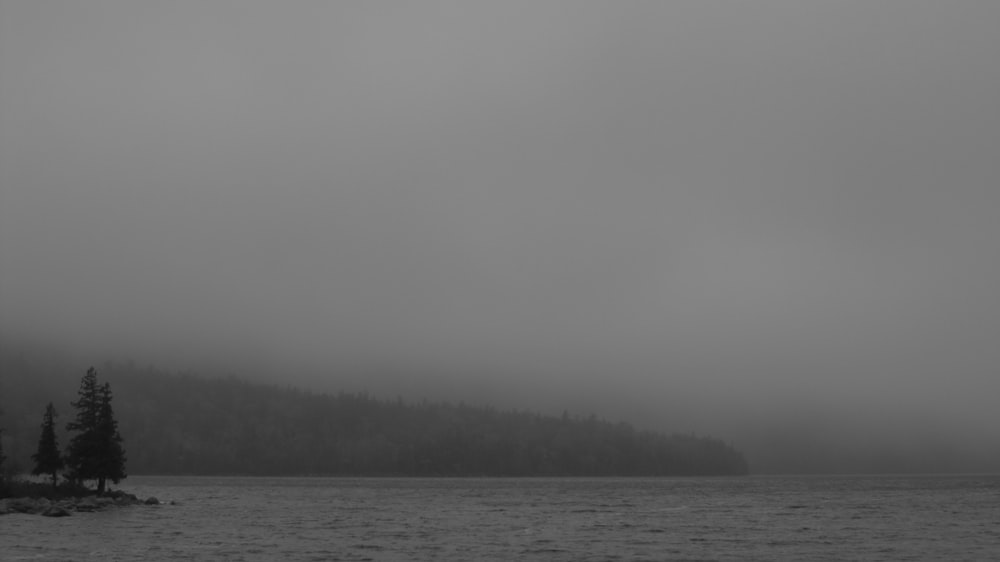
<box><xmin>0</xmin><ymin>346</ymin><xmax>748</xmax><ymax>477</ymax></box>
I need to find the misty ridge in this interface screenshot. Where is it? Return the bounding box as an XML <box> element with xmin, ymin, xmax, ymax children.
<box><xmin>2</xmin><ymin>340</ymin><xmax>998</xmax><ymax>477</ymax></box>
<box><xmin>0</xmin><ymin>343</ymin><xmax>747</xmax><ymax>478</ymax></box>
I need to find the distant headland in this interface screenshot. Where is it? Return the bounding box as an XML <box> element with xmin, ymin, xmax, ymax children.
<box><xmin>1</xmin><ymin>357</ymin><xmax>749</xmax><ymax>481</ymax></box>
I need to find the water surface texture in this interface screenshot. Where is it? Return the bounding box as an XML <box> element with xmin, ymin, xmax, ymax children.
<box><xmin>3</xmin><ymin>475</ymin><xmax>998</xmax><ymax>561</ymax></box>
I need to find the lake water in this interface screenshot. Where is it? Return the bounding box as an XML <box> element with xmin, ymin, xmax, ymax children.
<box><xmin>2</xmin><ymin>474</ymin><xmax>998</xmax><ymax>561</ymax></box>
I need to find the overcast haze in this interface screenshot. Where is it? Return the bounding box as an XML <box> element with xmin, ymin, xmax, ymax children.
<box><xmin>2</xmin><ymin>1</ymin><xmax>999</xmax><ymax>472</ymax></box>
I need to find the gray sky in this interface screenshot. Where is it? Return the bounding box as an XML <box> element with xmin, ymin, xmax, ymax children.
<box><xmin>2</xmin><ymin>1</ymin><xmax>998</xmax><ymax>471</ymax></box>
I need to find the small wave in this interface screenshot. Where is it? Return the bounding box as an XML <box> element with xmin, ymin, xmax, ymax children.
<box><xmin>523</xmin><ymin>547</ymin><xmax>569</xmax><ymax>554</ymax></box>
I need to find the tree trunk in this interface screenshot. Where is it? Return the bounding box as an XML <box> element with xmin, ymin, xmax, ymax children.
<box><xmin>97</xmin><ymin>476</ymin><xmax>106</xmax><ymax>495</ymax></box>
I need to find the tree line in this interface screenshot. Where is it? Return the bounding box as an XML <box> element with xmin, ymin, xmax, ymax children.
<box><xmin>1</xmin><ymin>358</ymin><xmax>748</xmax><ymax>478</ymax></box>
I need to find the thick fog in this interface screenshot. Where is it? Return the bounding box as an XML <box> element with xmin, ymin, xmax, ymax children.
<box><xmin>2</xmin><ymin>2</ymin><xmax>998</xmax><ymax>472</ymax></box>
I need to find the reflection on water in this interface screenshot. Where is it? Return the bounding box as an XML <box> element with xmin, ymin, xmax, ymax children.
<box><xmin>2</xmin><ymin>475</ymin><xmax>999</xmax><ymax>561</ymax></box>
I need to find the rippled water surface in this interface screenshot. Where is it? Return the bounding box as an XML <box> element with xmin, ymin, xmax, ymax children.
<box><xmin>3</xmin><ymin>475</ymin><xmax>999</xmax><ymax>560</ymax></box>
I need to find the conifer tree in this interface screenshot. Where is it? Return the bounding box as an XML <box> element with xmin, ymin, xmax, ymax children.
<box><xmin>0</xmin><ymin>428</ymin><xmax>6</xmax><ymax>485</ymax></box>
<box><xmin>32</xmin><ymin>402</ymin><xmax>64</xmax><ymax>487</ymax></box>
<box><xmin>93</xmin><ymin>382</ymin><xmax>126</xmax><ymax>493</ymax></box>
<box><xmin>65</xmin><ymin>367</ymin><xmax>127</xmax><ymax>494</ymax></box>
<box><xmin>0</xmin><ymin>404</ymin><xmax>6</xmax><ymax>485</ymax></box>
<box><xmin>65</xmin><ymin>366</ymin><xmax>100</xmax><ymax>485</ymax></box>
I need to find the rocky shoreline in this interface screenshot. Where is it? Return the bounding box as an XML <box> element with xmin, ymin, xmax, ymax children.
<box><xmin>0</xmin><ymin>491</ymin><xmax>163</xmax><ymax>517</ymax></box>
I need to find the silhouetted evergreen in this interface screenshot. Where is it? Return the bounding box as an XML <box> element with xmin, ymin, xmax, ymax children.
<box><xmin>65</xmin><ymin>367</ymin><xmax>99</xmax><ymax>484</ymax></box>
<box><xmin>0</xmin><ymin>428</ymin><xmax>7</xmax><ymax>486</ymax></box>
<box><xmin>31</xmin><ymin>403</ymin><xmax>63</xmax><ymax>487</ymax></box>
<box><xmin>65</xmin><ymin>368</ymin><xmax>127</xmax><ymax>493</ymax></box>
<box><xmin>93</xmin><ymin>383</ymin><xmax>126</xmax><ymax>490</ymax></box>
<box><xmin>0</xmin><ymin>401</ymin><xmax>6</xmax><ymax>486</ymax></box>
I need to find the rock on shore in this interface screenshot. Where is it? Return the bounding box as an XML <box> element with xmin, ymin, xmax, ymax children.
<box><xmin>0</xmin><ymin>491</ymin><xmax>160</xmax><ymax>517</ymax></box>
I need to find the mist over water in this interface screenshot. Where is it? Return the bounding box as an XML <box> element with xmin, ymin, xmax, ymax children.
<box><xmin>2</xmin><ymin>2</ymin><xmax>999</xmax><ymax>473</ymax></box>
